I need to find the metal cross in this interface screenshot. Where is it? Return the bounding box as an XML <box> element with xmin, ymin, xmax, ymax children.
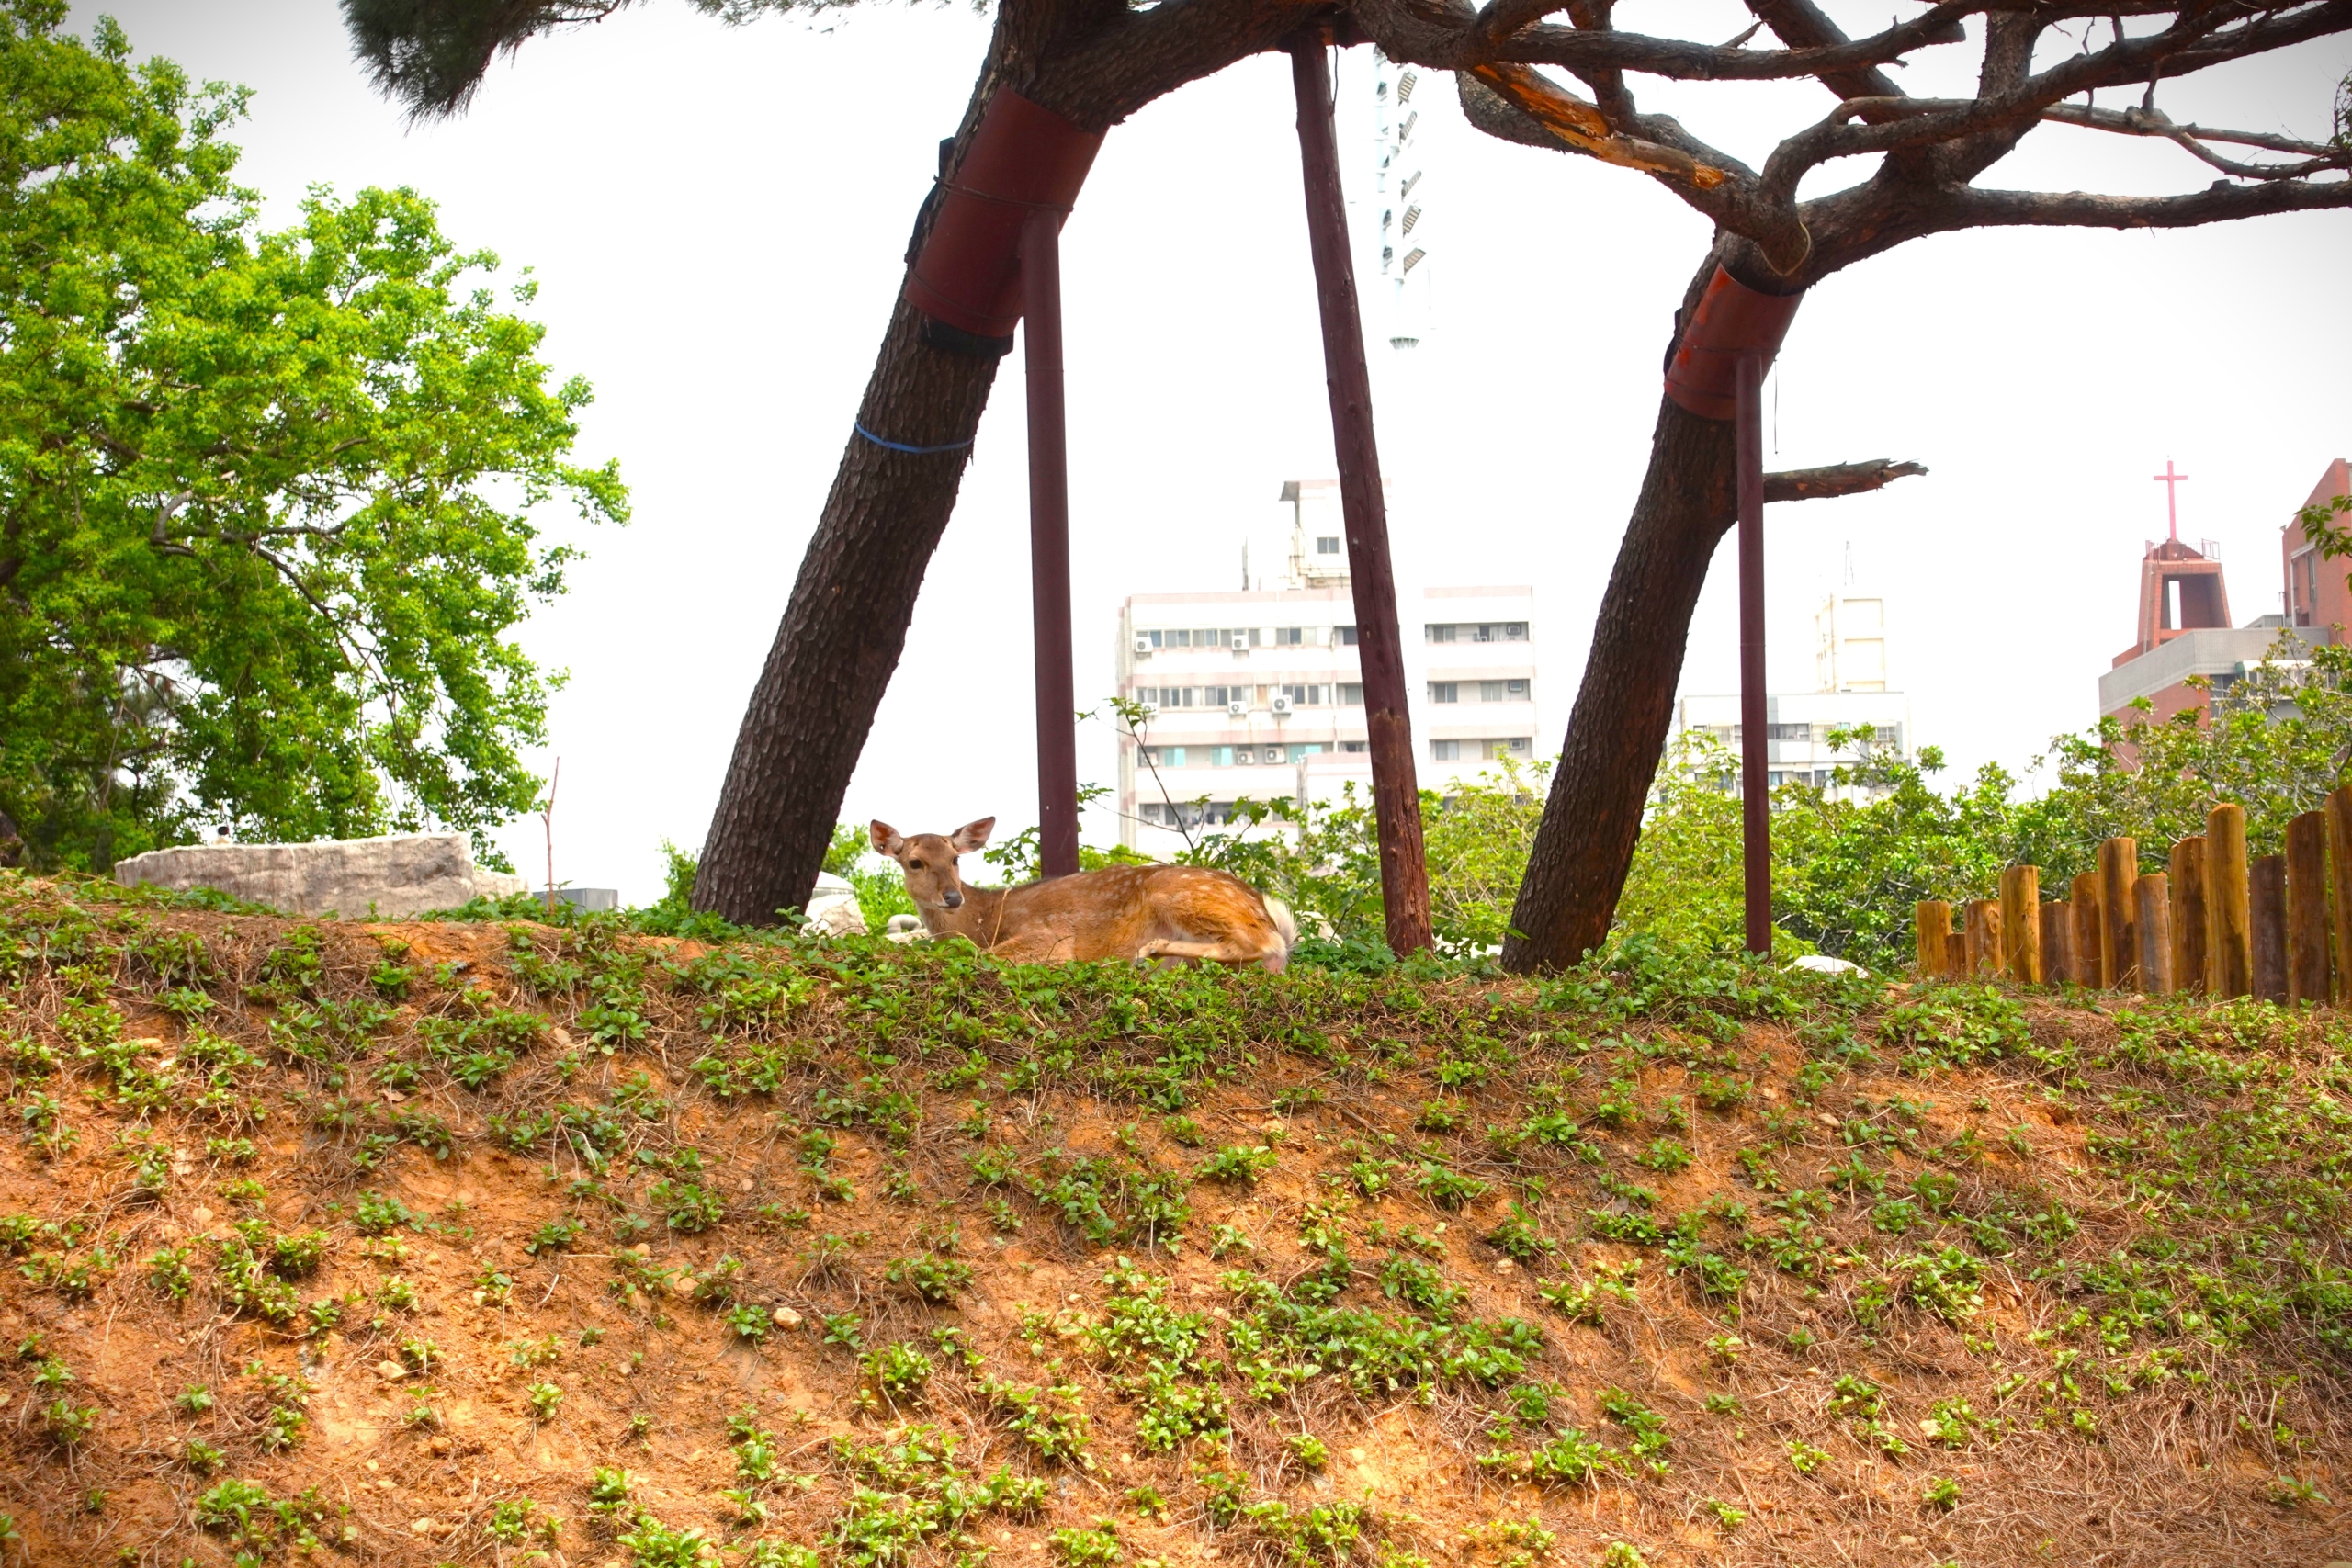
<box><xmin>2153</xmin><ymin>458</ymin><xmax>2190</xmax><ymax>541</ymax></box>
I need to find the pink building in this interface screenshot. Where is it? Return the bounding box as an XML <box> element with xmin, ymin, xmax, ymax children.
<box><xmin>2285</xmin><ymin>457</ymin><xmax>2352</xmax><ymax>638</ymax></box>
<box><xmin>2099</xmin><ymin>458</ymin><xmax>2346</xmax><ymax>722</ymax></box>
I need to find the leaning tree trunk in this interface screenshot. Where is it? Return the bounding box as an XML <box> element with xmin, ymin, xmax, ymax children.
<box><xmin>1500</xmin><ymin>356</ymin><xmax>1737</xmax><ymax>973</ymax></box>
<box><xmin>689</xmin><ymin>0</ymin><xmax>1293</xmax><ymax>926</ymax></box>
<box><xmin>693</xmin><ymin>299</ymin><xmax>1001</xmax><ymax>925</ymax></box>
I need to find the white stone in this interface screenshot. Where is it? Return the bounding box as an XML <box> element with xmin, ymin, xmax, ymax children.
<box><xmin>1786</xmin><ymin>953</ymin><xmax>1867</xmax><ymax>976</ymax></box>
<box><xmin>113</xmin><ymin>833</ymin><xmax>526</xmax><ymax>919</ymax></box>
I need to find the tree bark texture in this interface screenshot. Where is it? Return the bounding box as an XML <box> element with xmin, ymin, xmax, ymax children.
<box><xmin>694</xmin><ymin>300</ymin><xmax>1002</xmax><ymax>924</ymax></box>
<box><xmin>1499</xmin><ymin>378</ymin><xmax>1736</xmax><ymax>971</ymax></box>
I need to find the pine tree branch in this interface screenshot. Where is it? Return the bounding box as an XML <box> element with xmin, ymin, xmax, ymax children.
<box><xmin>1937</xmin><ymin>177</ymin><xmax>2352</xmax><ymax>232</ymax></box>
<box><xmin>1764</xmin><ymin>459</ymin><xmax>1927</xmax><ymax>503</ymax></box>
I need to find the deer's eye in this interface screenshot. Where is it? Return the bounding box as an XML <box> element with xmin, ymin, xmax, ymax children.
<box><xmin>908</xmin><ymin>859</ymin><xmax>924</xmax><ymax>870</ymax></box>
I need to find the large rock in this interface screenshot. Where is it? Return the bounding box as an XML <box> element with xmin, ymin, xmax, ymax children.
<box><xmin>113</xmin><ymin>834</ymin><xmax>526</xmax><ymax>919</ymax></box>
<box><xmin>806</xmin><ymin>874</ymin><xmax>867</xmax><ymax>937</ymax></box>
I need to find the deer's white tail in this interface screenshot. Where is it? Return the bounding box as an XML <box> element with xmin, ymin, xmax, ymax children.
<box><xmin>1262</xmin><ymin>896</ymin><xmax>1300</xmax><ymax>953</ymax></box>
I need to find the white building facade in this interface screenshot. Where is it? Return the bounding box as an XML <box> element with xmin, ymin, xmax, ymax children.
<box><xmin>1674</xmin><ymin>592</ymin><xmax>1912</xmax><ymax>794</ymax></box>
<box><xmin>1114</xmin><ymin>482</ymin><xmax>1538</xmax><ymax>852</ymax></box>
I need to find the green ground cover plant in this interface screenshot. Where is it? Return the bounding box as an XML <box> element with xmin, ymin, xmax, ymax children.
<box><xmin>0</xmin><ymin>873</ymin><xmax>2346</xmax><ymax>1563</ymax></box>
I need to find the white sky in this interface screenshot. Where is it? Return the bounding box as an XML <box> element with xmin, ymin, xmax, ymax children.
<box><xmin>73</xmin><ymin>2</ymin><xmax>2352</xmax><ymax>902</ymax></box>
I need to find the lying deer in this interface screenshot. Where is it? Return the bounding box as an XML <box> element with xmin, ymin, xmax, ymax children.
<box><xmin>869</xmin><ymin>818</ymin><xmax>1295</xmax><ymax>972</ymax></box>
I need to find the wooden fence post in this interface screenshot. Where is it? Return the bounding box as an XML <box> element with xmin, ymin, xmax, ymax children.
<box><xmin>2072</xmin><ymin>871</ymin><xmax>2106</xmax><ymax>988</ymax></box>
<box><xmin>2041</xmin><ymin>900</ymin><xmax>2071</xmax><ymax>987</ymax></box>
<box><xmin>2208</xmin><ymin>804</ymin><xmax>2252</xmax><ymax>998</ymax></box>
<box><xmin>1963</xmin><ymin>899</ymin><xmax>2002</xmax><ymax>979</ymax></box>
<box><xmin>2169</xmin><ymin>836</ymin><xmax>2208</xmax><ymax>998</ymax></box>
<box><xmin>2000</xmin><ymin>866</ymin><xmax>2041</xmax><ymax>985</ymax></box>
<box><xmin>2251</xmin><ymin>854</ymin><xmax>2289</xmax><ymax>1003</ymax></box>
<box><xmin>2286</xmin><ymin>810</ymin><xmax>2330</xmax><ymax>1007</ymax></box>
<box><xmin>2133</xmin><ymin>873</ymin><xmax>2172</xmax><ymax>994</ymax></box>
<box><xmin>1914</xmin><ymin>900</ymin><xmax>1951</xmax><ymax>979</ymax></box>
<box><xmin>1945</xmin><ymin>931</ymin><xmax>1966</xmax><ymax>977</ymax></box>
<box><xmin>2330</xmin><ymin>786</ymin><xmax>2352</xmax><ymax>1003</ymax></box>
<box><xmin>2098</xmin><ymin>838</ymin><xmax>2139</xmax><ymax>990</ymax></box>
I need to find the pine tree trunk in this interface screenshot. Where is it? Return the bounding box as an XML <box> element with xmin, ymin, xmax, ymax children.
<box><xmin>1499</xmin><ymin>389</ymin><xmax>1737</xmax><ymax>973</ymax></box>
<box><xmin>693</xmin><ymin>299</ymin><xmax>1001</xmax><ymax>925</ymax></box>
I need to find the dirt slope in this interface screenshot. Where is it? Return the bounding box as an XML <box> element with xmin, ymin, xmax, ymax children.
<box><xmin>0</xmin><ymin>876</ymin><xmax>2346</xmax><ymax>1568</ymax></box>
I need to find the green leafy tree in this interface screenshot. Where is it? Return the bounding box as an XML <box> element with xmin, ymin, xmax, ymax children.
<box><xmin>0</xmin><ymin>4</ymin><xmax>624</xmax><ymax>871</ymax></box>
<box><xmin>2008</xmin><ymin>639</ymin><xmax>2352</xmax><ymax>877</ymax></box>
<box><xmin>1621</xmin><ymin>647</ymin><xmax>2352</xmax><ymax>974</ymax></box>
<box><xmin>1773</xmin><ymin>733</ymin><xmax>2023</xmax><ymax>967</ymax></box>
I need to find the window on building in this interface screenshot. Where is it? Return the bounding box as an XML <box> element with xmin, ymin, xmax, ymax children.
<box><xmin>1138</xmin><ymin>687</ymin><xmax>1195</xmax><ymax>708</ymax></box>
<box><xmin>1211</xmin><ymin>745</ymin><xmax>1235</xmax><ymax>766</ymax></box>
<box><xmin>1316</xmin><ymin>536</ymin><xmax>1341</xmax><ymax>555</ymax></box>
<box><xmin>1482</xmin><ymin>738</ymin><xmax>1531</xmax><ymax>760</ymax></box>
<box><xmin>1289</xmin><ymin>743</ymin><xmax>1323</xmax><ymax>762</ymax></box>
<box><xmin>1478</xmin><ymin>681</ymin><xmax>1505</xmax><ymax>702</ymax></box>
<box><xmin>1430</xmin><ymin>739</ymin><xmax>1460</xmax><ymax>761</ymax></box>
<box><xmin>1202</xmin><ymin>685</ymin><xmax>1240</xmax><ymax>708</ymax></box>
<box><xmin>1338</xmin><ymin>683</ymin><xmax>1363</xmax><ymax>705</ymax></box>
<box><xmin>1274</xmin><ymin>626</ymin><xmax>1304</xmax><ymax>645</ymax></box>
<box><xmin>1429</xmin><ymin>682</ymin><xmax>1458</xmax><ymax>704</ymax></box>
<box><xmin>1156</xmin><ymin>627</ymin><xmax>1252</xmax><ymax>650</ymax></box>
<box><xmin>1340</xmin><ymin>740</ymin><xmax>1367</xmax><ymax>753</ymax></box>
<box><xmin>1161</xmin><ymin>747</ymin><xmax>1185</xmax><ymax>768</ymax></box>
<box><xmin>1282</xmin><ymin>684</ymin><xmax>1329</xmax><ymax>706</ymax></box>
<box><xmin>1337</xmin><ymin>625</ymin><xmax>1359</xmax><ymax>645</ymax></box>
<box><xmin>1768</xmin><ymin>722</ymin><xmax>1814</xmax><ymax>741</ymax></box>
<box><xmin>1425</xmin><ymin>624</ymin><xmax>1456</xmax><ymax>643</ymax></box>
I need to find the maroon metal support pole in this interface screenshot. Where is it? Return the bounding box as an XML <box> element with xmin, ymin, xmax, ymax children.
<box><xmin>1735</xmin><ymin>353</ymin><xmax>1770</xmax><ymax>957</ymax></box>
<box><xmin>1288</xmin><ymin>30</ymin><xmax>1431</xmax><ymax>956</ymax></box>
<box><xmin>1023</xmin><ymin>206</ymin><xmax>1080</xmax><ymax>881</ymax></box>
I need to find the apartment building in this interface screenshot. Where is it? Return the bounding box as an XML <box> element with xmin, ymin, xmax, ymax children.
<box><xmin>1114</xmin><ymin>482</ymin><xmax>1537</xmax><ymax>852</ymax></box>
<box><xmin>1675</xmin><ymin>591</ymin><xmax>1913</xmax><ymax>795</ymax></box>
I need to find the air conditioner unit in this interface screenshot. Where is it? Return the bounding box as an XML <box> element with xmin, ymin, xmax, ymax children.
<box><xmin>1227</xmin><ymin>700</ymin><xmax>1248</xmax><ymax>717</ymax></box>
<box><xmin>1229</xmin><ymin>632</ymin><xmax>1249</xmax><ymax>650</ymax></box>
<box><xmin>1133</xmin><ymin>636</ymin><xmax>1153</xmax><ymax>655</ymax></box>
<box><xmin>1270</xmin><ymin>694</ymin><xmax>1295</xmax><ymax>716</ymax></box>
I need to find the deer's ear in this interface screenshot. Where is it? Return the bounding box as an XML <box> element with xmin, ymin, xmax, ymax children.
<box><xmin>869</xmin><ymin>820</ymin><xmax>903</xmax><ymax>856</ymax></box>
<box><xmin>948</xmin><ymin>817</ymin><xmax>995</xmax><ymax>853</ymax></box>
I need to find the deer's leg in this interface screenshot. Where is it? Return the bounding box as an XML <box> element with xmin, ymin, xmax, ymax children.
<box><xmin>989</xmin><ymin>932</ymin><xmax>1075</xmax><ymax>964</ymax></box>
<box><xmin>1136</xmin><ymin>936</ymin><xmax>1285</xmax><ymax>971</ymax></box>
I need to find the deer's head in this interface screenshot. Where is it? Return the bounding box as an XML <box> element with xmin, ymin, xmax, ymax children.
<box><xmin>870</xmin><ymin>818</ymin><xmax>993</xmax><ymax>913</ymax></box>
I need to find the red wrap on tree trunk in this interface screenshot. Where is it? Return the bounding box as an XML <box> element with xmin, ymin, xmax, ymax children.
<box><xmin>1663</xmin><ymin>265</ymin><xmax>1804</xmax><ymax>421</ymax></box>
<box><xmin>904</xmin><ymin>92</ymin><xmax>1103</xmax><ymax>344</ymax></box>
